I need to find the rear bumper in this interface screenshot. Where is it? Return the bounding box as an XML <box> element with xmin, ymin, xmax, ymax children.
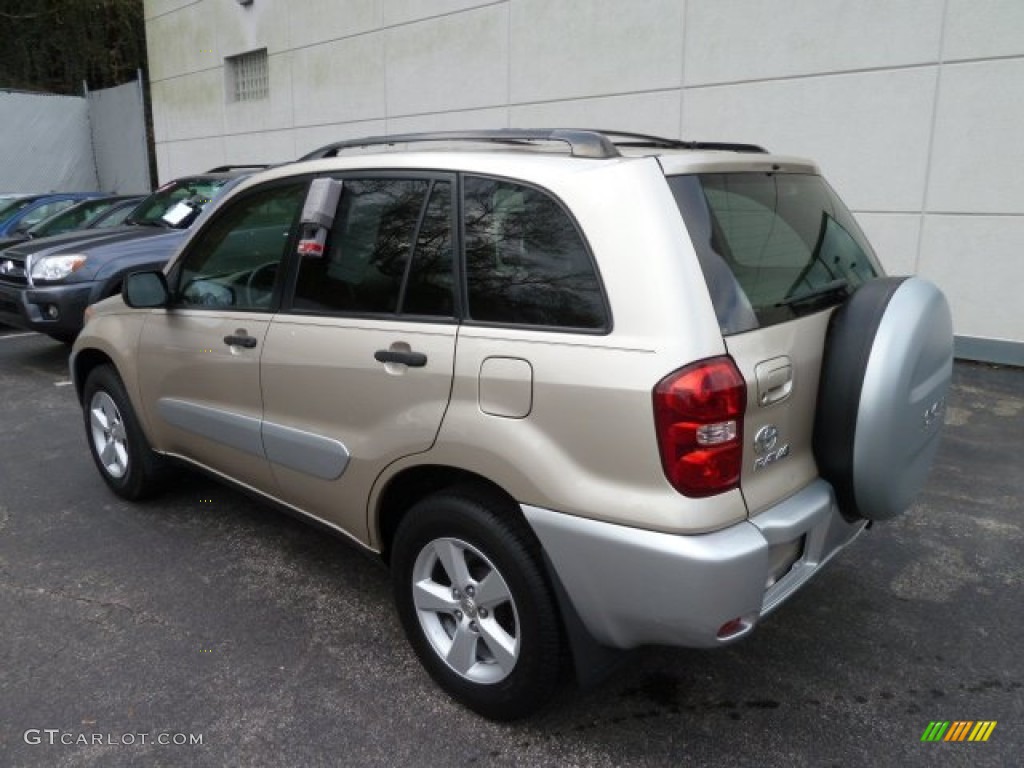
<box><xmin>0</xmin><ymin>280</ymin><xmax>96</xmax><ymax>337</ymax></box>
<box><xmin>523</xmin><ymin>479</ymin><xmax>865</xmax><ymax>649</ymax></box>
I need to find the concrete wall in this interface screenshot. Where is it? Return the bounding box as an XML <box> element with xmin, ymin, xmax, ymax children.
<box><xmin>144</xmin><ymin>0</ymin><xmax>1024</xmax><ymax>362</ymax></box>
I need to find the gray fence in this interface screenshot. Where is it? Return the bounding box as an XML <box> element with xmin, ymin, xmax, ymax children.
<box><xmin>0</xmin><ymin>76</ymin><xmax>150</xmax><ymax>195</ymax></box>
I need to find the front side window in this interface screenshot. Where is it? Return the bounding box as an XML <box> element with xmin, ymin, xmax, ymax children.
<box><xmin>463</xmin><ymin>176</ymin><xmax>606</xmax><ymax>330</ymax></box>
<box><xmin>292</xmin><ymin>177</ymin><xmax>454</xmax><ymax>318</ymax></box>
<box><xmin>669</xmin><ymin>173</ymin><xmax>881</xmax><ymax>333</ymax></box>
<box><xmin>172</xmin><ymin>181</ymin><xmax>307</xmax><ymax>311</ymax></box>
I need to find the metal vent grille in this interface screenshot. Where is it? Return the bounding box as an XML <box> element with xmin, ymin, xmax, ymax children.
<box><xmin>227</xmin><ymin>49</ymin><xmax>268</xmax><ymax>102</ymax></box>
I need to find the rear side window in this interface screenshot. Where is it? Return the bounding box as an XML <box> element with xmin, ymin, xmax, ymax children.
<box><xmin>669</xmin><ymin>173</ymin><xmax>880</xmax><ymax>333</ymax></box>
<box><xmin>463</xmin><ymin>176</ymin><xmax>607</xmax><ymax>330</ymax></box>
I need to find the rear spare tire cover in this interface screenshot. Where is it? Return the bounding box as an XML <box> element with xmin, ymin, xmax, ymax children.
<box><xmin>814</xmin><ymin>277</ymin><xmax>953</xmax><ymax>521</ymax></box>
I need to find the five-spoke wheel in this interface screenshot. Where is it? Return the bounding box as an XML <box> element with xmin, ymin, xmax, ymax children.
<box><xmin>82</xmin><ymin>365</ymin><xmax>166</xmax><ymax>500</ymax></box>
<box><xmin>411</xmin><ymin>536</ymin><xmax>521</xmax><ymax>685</ymax></box>
<box><xmin>89</xmin><ymin>390</ymin><xmax>129</xmax><ymax>479</ymax></box>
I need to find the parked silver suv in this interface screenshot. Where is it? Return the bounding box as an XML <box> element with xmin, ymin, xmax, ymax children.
<box><xmin>71</xmin><ymin>130</ymin><xmax>953</xmax><ymax>719</ymax></box>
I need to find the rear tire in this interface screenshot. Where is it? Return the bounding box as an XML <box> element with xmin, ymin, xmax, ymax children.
<box><xmin>82</xmin><ymin>365</ymin><xmax>166</xmax><ymax>500</ymax></box>
<box><xmin>391</xmin><ymin>487</ymin><xmax>563</xmax><ymax>720</ymax></box>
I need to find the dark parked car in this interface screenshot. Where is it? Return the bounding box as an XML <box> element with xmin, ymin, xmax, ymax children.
<box><xmin>0</xmin><ymin>195</ymin><xmax>145</xmax><ymax>251</ymax></box>
<box><xmin>0</xmin><ymin>193</ymin><xmax>102</xmax><ymax>236</ymax></box>
<box><xmin>0</xmin><ymin>169</ymin><xmax>260</xmax><ymax>342</ymax></box>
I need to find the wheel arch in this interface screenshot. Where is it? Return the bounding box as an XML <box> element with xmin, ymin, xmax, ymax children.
<box><xmin>72</xmin><ymin>347</ymin><xmax>116</xmax><ymax>404</ymax></box>
<box><xmin>374</xmin><ymin>464</ymin><xmax>525</xmax><ymax>565</ymax></box>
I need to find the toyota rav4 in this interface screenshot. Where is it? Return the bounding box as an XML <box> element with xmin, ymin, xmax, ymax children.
<box><xmin>70</xmin><ymin>130</ymin><xmax>953</xmax><ymax>720</ymax></box>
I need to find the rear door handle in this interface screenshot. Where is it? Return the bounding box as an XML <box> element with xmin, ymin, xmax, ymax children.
<box><xmin>755</xmin><ymin>357</ymin><xmax>793</xmax><ymax>406</ymax></box>
<box><xmin>374</xmin><ymin>349</ymin><xmax>427</xmax><ymax>367</ymax></box>
<box><xmin>224</xmin><ymin>334</ymin><xmax>258</xmax><ymax>349</ymax></box>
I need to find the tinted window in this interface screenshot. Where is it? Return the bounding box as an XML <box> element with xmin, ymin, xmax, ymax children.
<box><xmin>174</xmin><ymin>181</ymin><xmax>306</xmax><ymax>311</ymax></box>
<box><xmin>293</xmin><ymin>178</ymin><xmax>454</xmax><ymax>317</ymax></box>
<box><xmin>463</xmin><ymin>176</ymin><xmax>605</xmax><ymax>329</ymax></box>
<box><xmin>401</xmin><ymin>181</ymin><xmax>454</xmax><ymax>316</ymax></box>
<box><xmin>669</xmin><ymin>173</ymin><xmax>880</xmax><ymax>333</ymax></box>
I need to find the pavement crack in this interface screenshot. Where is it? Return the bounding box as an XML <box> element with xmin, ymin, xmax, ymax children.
<box><xmin>1</xmin><ymin>581</ymin><xmax>172</xmax><ymax>629</ymax></box>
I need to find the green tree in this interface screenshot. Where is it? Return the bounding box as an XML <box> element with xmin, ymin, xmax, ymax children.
<box><xmin>0</xmin><ymin>0</ymin><xmax>146</xmax><ymax>94</ymax></box>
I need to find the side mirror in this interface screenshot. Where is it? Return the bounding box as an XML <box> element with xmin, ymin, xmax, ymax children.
<box><xmin>123</xmin><ymin>270</ymin><xmax>170</xmax><ymax>308</ymax></box>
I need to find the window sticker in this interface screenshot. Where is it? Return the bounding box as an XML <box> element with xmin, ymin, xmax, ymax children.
<box><xmin>162</xmin><ymin>201</ymin><xmax>193</xmax><ymax>226</ymax></box>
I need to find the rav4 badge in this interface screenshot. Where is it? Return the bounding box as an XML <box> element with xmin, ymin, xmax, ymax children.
<box><xmin>753</xmin><ymin>424</ymin><xmax>791</xmax><ymax>471</ymax></box>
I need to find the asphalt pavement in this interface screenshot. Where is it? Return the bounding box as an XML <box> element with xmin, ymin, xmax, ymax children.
<box><xmin>0</xmin><ymin>326</ymin><xmax>1021</xmax><ymax>767</ymax></box>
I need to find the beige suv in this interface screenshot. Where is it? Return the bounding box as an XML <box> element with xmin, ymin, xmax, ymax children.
<box><xmin>71</xmin><ymin>130</ymin><xmax>953</xmax><ymax>720</ymax></box>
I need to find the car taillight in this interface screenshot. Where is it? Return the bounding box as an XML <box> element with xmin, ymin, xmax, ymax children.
<box><xmin>653</xmin><ymin>356</ymin><xmax>746</xmax><ymax>497</ymax></box>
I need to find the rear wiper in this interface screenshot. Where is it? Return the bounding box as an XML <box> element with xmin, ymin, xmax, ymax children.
<box><xmin>776</xmin><ymin>279</ymin><xmax>850</xmax><ymax>309</ymax></box>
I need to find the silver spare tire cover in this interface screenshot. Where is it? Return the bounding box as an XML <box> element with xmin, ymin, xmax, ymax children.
<box><xmin>814</xmin><ymin>277</ymin><xmax>953</xmax><ymax>521</ymax></box>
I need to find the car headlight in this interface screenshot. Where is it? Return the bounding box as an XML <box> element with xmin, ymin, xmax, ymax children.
<box><xmin>30</xmin><ymin>254</ymin><xmax>88</xmax><ymax>281</ymax></box>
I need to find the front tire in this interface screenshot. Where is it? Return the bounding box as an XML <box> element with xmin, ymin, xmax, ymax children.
<box><xmin>391</xmin><ymin>488</ymin><xmax>563</xmax><ymax>720</ymax></box>
<box><xmin>82</xmin><ymin>365</ymin><xmax>166</xmax><ymax>500</ymax></box>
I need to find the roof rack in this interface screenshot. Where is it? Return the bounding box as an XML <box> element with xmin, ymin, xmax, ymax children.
<box><xmin>300</xmin><ymin>130</ymin><xmax>621</xmax><ymax>161</ymax></box>
<box><xmin>205</xmin><ymin>164</ymin><xmax>270</xmax><ymax>173</ymax></box>
<box><xmin>298</xmin><ymin>129</ymin><xmax>768</xmax><ymax>162</ymax></box>
<box><xmin>594</xmin><ymin>130</ymin><xmax>768</xmax><ymax>154</ymax></box>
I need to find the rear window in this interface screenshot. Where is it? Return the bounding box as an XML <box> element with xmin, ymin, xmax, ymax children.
<box><xmin>669</xmin><ymin>173</ymin><xmax>880</xmax><ymax>334</ymax></box>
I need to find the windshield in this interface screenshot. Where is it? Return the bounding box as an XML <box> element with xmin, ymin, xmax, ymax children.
<box><xmin>128</xmin><ymin>179</ymin><xmax>227</xmax><ymax>229</ymax></box>
<box><xmin>669</xmin><ymin>172</ymin><xmax>881</xmax><ymax>334</ymax></box>
<box><xmin>27</xmin><ymin>198</ymin><xmax>118</xmax><ymax>237</ymax></box>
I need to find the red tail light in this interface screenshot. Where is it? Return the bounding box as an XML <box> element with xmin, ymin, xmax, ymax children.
<box><xmin>653</xmin><ymin>356</ymin><xmax>746</xmax><ymax>497</ymax></box>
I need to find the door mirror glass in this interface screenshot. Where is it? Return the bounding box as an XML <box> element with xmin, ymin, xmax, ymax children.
<box><xmin>123</xmin><ymin>271</ymin><xmax>170</xmax><ymax>308</ymax></box>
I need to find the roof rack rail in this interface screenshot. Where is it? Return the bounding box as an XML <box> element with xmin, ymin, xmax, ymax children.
<box><xmin>299</xmin><ymin>129</ymin><xmax>622</xmax><ymax>161</ymax></box>
<box><xmin>593</xmin><ymin>130</ymin><xmax>768</xmax><ymax>154</ymax></box>
<box><xmin>205</xmin><ymin>164</ymin><xmax>270</xmax><ymax>173</ymax></box>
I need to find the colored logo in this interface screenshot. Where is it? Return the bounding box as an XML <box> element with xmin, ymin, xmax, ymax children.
<box><xmin>921</xmin><ymin>721</ymin><xmax>997</xmax><ymax>742</ymax></box>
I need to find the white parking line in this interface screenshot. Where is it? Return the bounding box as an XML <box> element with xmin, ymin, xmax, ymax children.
<box><xmin>0</xmin><ymin>332</ymin><xmax>36</xmax><ymax>340</ymax></box>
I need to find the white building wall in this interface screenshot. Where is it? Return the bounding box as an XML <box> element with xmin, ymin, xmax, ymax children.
<box><xmin>144</xmin><ymin>0</ymin><xmax>1024</xmax><ymax>362</ymax></box>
